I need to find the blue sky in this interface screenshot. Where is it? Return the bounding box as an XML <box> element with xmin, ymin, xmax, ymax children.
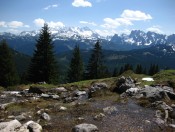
<box><xmin>0</xmin><ymin>0</ymin><xmax>175</xmax><ymax>36</ymax></box>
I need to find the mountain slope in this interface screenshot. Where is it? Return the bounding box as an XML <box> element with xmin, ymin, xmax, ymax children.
<box><xmin>0</xmin><ymin>28</ymin><xmax>175</xmax><ymax>55</ymax></box>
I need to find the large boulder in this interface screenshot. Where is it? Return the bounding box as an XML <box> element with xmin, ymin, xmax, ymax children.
<box><xmin>72</xmin><ymin>123</ymin><xmax>98</xmax><ymax>132</ymax></box>
<box><xmin>17</xmin><ymin>120</ymin><xmax>42</xmax><ymax>132</ymax></box>
<box><xmin>28</xmin><ymin>86</ymin><xmax>47</xmax><ymax>94</ymax></box>
<box><xmin>0</xmin><ymin>119</ymin><xmax>21</xmax><ymax>132</ymax></box>
<box><xmin>114</xmin><ymin>76</ymin><xmax>135</xmax><ymax>94</ymax></box>
<box><xmin>27</xmin><ymin>121</ymin><xmax>42</xmax><ymax>132</ymax></box>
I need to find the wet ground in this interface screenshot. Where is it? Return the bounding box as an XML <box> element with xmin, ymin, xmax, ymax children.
<box><xmin>0</xmin><ymin>91</ymin><xmax>163</xmax><ymax>132</ymax></box>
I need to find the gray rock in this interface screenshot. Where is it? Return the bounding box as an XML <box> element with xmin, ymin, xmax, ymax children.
<box><xmin>28</xmin><ymin>86</ymin><xmax>47</xmax><ymax>94</ymax></box>
<box><xmin>41</xmin><ymin>93</ymin><xmax>50</xmax><ymax>98</ymax></box>
<box><xmin>154</xmin><ymin>118</ymin><xmax>165</xmax><ymax>129</ymax></box>
<box><xmin>152</xmin><ymin>101</ymin><xmax>173</xmax><ymax>111</ymax></box>
<box><xmin>126</xmin><ymin>87</ymin><xmax>139</xmax><ymax>96</ymax></box>
<box><xmin>59</xmin><ymin>106</ymin><xmax>67</xmax><ymax>111</ymax></box>
<box><xmin>90</xmin><ymin>83</ymin><xmax>108</xmax><ymax>92</ymax></box>
<box><xmin>41</xmin><ymin>112</ymin><xmax>51</xmax><ymax>121</ymax></box>
<box><xmin>72</xmin><ymin>123</ymin><xmax>98</xmax><ymax>132</ymax></box>
<box><xmin>89</xmin><ymin>83</ymin><xmax>108</xmax><ymax>97</ymax></box>
<box><xmin>140</xmin><ymin>86</ymin><xmax>164</xmax><ymax>101</ymax></box>
<box><xmin>51</xmin><ymin>87</ymin><xmax>67</xmax><ymax>93</ymax></box>
<box><xmin>15</xmin><ymin>114</ymin><xmax>26</xmax><ymax>121</ymax></box>
<box><xmin>114</xmin><ymin>76</ymin><xmax>135</xmax><ymax>94</ymax></box>
<box><xmin>0</xmin><ymin>102</ymin><xmax>14</xmax><ymax>110</ymax></box>
<box><xmin>27</xmin><ymin>121</ymin><xmax>42</xmax><ymax>132</ymax></box>
<box><xmin>51</xmin><ymin>94</ymin><xmax>59</xmax><ymax>99</ymax></box>
<box><xmin>94</xmin><ymin>113</ymin><xmax>105</xmax><ymax>120</ymax></box>
<box><xmin>103</xmin><ymin>106</ymin><xmax>118</xmax><ymax>115</ymax></box>
<box><xmin>0</xmin><ymin>119</ymin><xmax>21</xmax><ymax>132</ymax></box>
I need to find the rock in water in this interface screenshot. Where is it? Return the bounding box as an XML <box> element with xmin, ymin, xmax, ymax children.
<box><xmin>72</xmin><ymin>123</ymin><xmax>98</xmax><ymax>132</ymax></box>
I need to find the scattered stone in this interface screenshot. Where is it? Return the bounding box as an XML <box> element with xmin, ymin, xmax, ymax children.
<box><xmin>41</xmin><ymin>93</ymin><xmax>50</xmax><ymax>98</ymax></box>
<box><xmin>7</xmin><ymin>115</ymin><xmax>15</xmax><ymax>119</ymax></box>
<box><xmin>41</xmin><ymin>112</ymin><xmax>51</xmax><ymax>121</ymax></box>
<box><xmin>0</xmin><ymin>119</ymin><xmax>21</xmax><ymax>132</ymax></box>
<box><xmin>154</xmin><ymin>118</ymin><xmax>165</xmax><ymax>129</ymax></box>
<box><xmin>52</xmin><ymin>87</ymin><xmax>67</xmax><ymax>93</ymax></box>
<box><xmin>72</xmin><ymin>123</ymin><xmax>98</xmax><ymax>132</ymax></box>
<box><xmin>15</xmin><ymin>114</ymin><xmax>26</xmax><ymax>121</ymax></box>
<box><xmin>77</xmin><ymin>117</ymin><xmax>85</xmax><ymax>121</ymax></box>
<box><xmin>94</xmin><ymin>113</ymin><xmax>105</xmax><ymax>120</ymax></box>
<box><xmin>59</xmin><ymin>106</ymin><xmax>67</xmax><ymax>111</ymax></box>
<box><xmin>152</xmin><ymin>101</ymin><xmax>173</xmax><ymax>111</ymax></box>
<box><xmin>103</xmin><ymin>106</ymin><xmax>118</xmax><ymax>115</ymax></box>
<box><xmin>51</xmin><ymin>94</ymin><xmax>59</xmax><ymax>99</ymax></box>
<box><xmin>0</xmin><ymin>102</ymin><xmax>14</xmax><ymax>110</ymax></box>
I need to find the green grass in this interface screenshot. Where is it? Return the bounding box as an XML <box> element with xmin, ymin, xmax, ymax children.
<box><xmin>153</xmin><ymin>70</ymin><xmax>175</xmax><ymax>87</ymax></box>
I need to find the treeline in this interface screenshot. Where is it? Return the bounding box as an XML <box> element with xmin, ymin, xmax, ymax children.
<box><xmin>112</xmin><ymin>63</ymin><xmax>159</xmax><ymax>77</ymax></box>
<box><xmin>0</xmin><ymin>24</ymin><xmax>160</xmax><ymax>87</ymax></box>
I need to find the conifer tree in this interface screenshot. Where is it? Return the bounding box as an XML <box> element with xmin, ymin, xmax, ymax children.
<box><xmin>112</xmin><ymin>68</ymin><xmax>118</xmax><ymax>77</ymax></box>
<box><xmin>135</xmin><ymin>64</ymin><xmax>143</xmax><ymax>74</ymax></box>
<box><xmin>0</xmin><ymin>40</ymin><xmax>19</xmax><ymax>87</ymax></box>
<box><xmin>67</xmin><ymin>45</ymin><xmax>84</xmax><ymax>82</ymax></box>
<box><xmin>28</xmin><ymin>23</ymin><xmax>59</xmax><ymax>84</ymax></box>
<box><xmin>86</xmin><ymin>40</ymin><xmax>106</xmax><ymax>79</ymax></box>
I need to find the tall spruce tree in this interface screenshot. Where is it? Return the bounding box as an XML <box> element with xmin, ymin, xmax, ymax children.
<box><xmin>67</xmin><ymin>45</ymin><xmax>84</xmax><ymax>82</ymax></box>
<box><xmin>86</xmin><ymin>40</ymin><xmax>106</xmax><ymax>79</ymax></box>
<box><xmin>0</xmin><ymin>40</ymin><xmax>19</xmax><ymax>87</ymax></box>
<box><xmin>28</xmin><ymin>23</ymin><xmax>59</xmax><ymax>84</ymax></box>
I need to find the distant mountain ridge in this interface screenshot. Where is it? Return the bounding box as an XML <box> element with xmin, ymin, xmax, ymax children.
<box><xmin>0</xmin><ymin>27</ymin><xmax>175</xmax><ymax>55</ymax></box>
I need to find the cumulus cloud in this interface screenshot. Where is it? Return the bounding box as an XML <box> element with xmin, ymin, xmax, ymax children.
<box><xmin>80</xmin><ymin>21</ymin><xmax>97</xmax><ymax>26</ymax></box>
<box><xmin>146</xmin><ymin>26</ymin><xmax>163</xmax><ymax>34</ymax></box>
<box><xmin>121</xmin><ymin>10</ymin><xmax>152</xmax><ymax>21</ymax></box>
<box><xmin>33</xmin><ymin>18</ymin><xmax>45</xmax><ymax>27</ymax></box>
<box><xmin>33</xmin><ymin>18</ymin><xmax>65</xmax><ymax>29</ymax></box>
<box><xmin>101</xmin><ymin>18</ymin><xmax>133</xmax><ymax>28</ymax></box>
<box><xmin>101</xmin><ymin>9</ymin><xmax>152</xmax><ymax>29</ymax></box>
<box><xmin>44</xmin><ymin>4</ymin><xmax>58</xmax><ymax>10</ymax></box>
<box><xmin>72</xmin><ymin>0</ymin><xmax>92</xmax><ymax>7</ymax></box>
<box><xmin>0</xmin><ymin>21</ymin><xmax>29</xmax><ymax>28</ymax></box>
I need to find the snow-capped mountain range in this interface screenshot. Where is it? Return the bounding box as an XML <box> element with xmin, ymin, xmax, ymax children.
<box><xmin>0</xmin><ymin>27</ymin><xmax>175</xmax><ymax>55</ymax></box>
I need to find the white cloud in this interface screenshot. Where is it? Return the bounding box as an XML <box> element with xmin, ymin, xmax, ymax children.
<box><xmin>33</xmin><ymin>18</ymin><xmax>45</xmax><ymax>27</ymax></box>
<box><xmin>44</xmin><ymin>4</ymin><xmax>58</xmax><ymax>10</ymax></box>
<box><xmin>80</xmin><ymin>21</ymin><xmax>97</xmax><ymax>26</ymax></box>
<box><xmin>0</xmin><ymin>21</ymin><xmax>7</xmax><ymax>27</ymax></box>
<box><xmin>146</xmin><ymin>26</ymin><xmax>163</xmax><ymax>34</ymax></box>
<box><xmin>33</xmin><ymin>18</ymin><xmax>65</xmax><ymax>29</ymax></box>
<box><xmin>72</xmin><ymin>0</ymin><xmax>92</xmax><ymax>7</ymax></box>
<box><xmin>48</xmin><ymin>21</ymin><xmax>65</xmax><ymax>29</ymax></box>
<box><xmin>101</xmin><ymin>17</ymin><xmax>132</xmax><ymax>29</ymax></box>
<box><xmin>101</xmin><ymin>9</ymin><xmax>152</xmax><ymax>29</ymax></box>
<box><xmin>0</xmin><ymin>21</ymin><xmax>29</xmax><ymax>28</ymax></box>
<box><xmin>121</xmin><ymin>10</ymin><xmax>152</xmax><ymax>21</ymax></box>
